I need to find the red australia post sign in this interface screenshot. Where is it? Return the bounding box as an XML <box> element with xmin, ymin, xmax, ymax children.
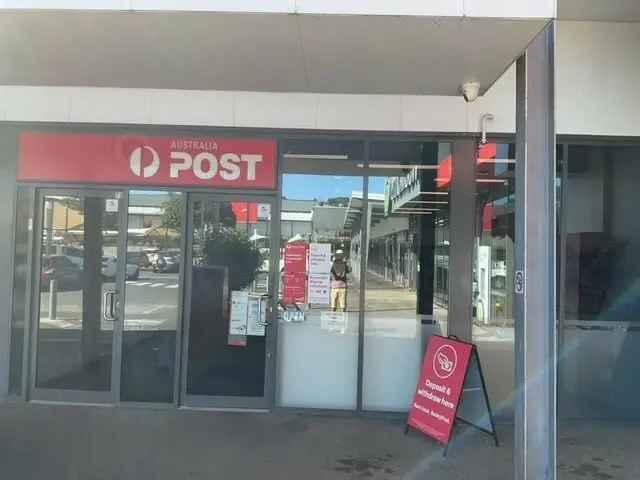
<box><xmin>408</xmin><ymin>336</ymin><xmax>474</xmax><ymax>444</ymax></box>
<box><xmin>18</xmin><ymin>132</ymin><xmax>277</xmax><ymax>189</ymax></box>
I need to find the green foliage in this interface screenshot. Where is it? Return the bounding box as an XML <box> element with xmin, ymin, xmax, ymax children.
<box><xmin>204</xmin><ymin>228</ymin><xmax>263</xmax><ymax>291</ymax></box>
<box><xmin>161</xmin><ymin>195</ymin><xmax>182</xmax><ymax>230</ymax></box>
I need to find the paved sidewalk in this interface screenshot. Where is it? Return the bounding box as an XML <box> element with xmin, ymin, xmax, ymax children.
<box><xmin>0</xmin><ymin>403</ymin><xmax>637</xmax><ymax>479</ymax></box>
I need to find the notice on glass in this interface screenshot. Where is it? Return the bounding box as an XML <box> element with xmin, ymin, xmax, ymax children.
<box><xmin>309</xmin><ymin>243</ymin><xmax>332</xmax><ymax>274</ymax></box>
<box><xmin>246</xmin><ymin>296</ymin><xmax>266</xmax><ymax>336</ymax></box>
<box><xmin>321</xmin><ymin>311</ymin><xmax>347</xmax><ymax>333</ymax></box>
<box><xmin>229</xmin><ymin>291</ymin><xmax>249</xmax><ymax>335</ymax></box>
<box><xmin>308</xmin><ymin>273</ymin><xmax>331</xmax><ymax>305</ymax></box>
<box><xmin>257</xmin><ymin>203</ymin><xmax>271</xmax><ymax>220</ymax></box>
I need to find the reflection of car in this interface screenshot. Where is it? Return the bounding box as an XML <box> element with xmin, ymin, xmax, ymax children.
<box><xmin>127</xmin><ymin>251</ymin><xmax>150</xmax><ymax>268</ymax></box>
<box><xmin>41</xmin><ymin>255</ymin><xmax>83</xmax><ymax>291</ymax></box>
<box><xmin>144</xmin><ymin>249</ymin><xmax>160</xmax><ymax>266</ymax></box>
<box><xmin>153</xmin><ymin>253</ymin><xmax>179</xmax><ymax>273</ymax></box>
<box><xmin>102</xmin><ymin>256</ymin><xmax>140</xmax><ymax>280</ymax></box>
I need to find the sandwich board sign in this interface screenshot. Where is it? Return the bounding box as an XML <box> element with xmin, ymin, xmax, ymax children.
<box><xmin>406</xmin><ymin>335</ymin><xmax>499</xmax><ymax>455</ymax></box>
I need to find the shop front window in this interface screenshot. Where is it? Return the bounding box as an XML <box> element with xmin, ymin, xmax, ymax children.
<box><xmin>120</xmin><ymin>191</ymin><xmax>184</xmax><ymax>403</ymax></box>
<box><xmin>277</xmin><ymin>140</ymin><xmax>365</xmax><ymax>409</ymax></box>
<box><xmin>558</xmin><ymin>145</ymin><xmax>640</xmax><ymax>418</ymax></box>
<box><xmin>471</xmin><ymin>143</ymin><xmax>517</xmax><ymax>418</ymax></box>
<box><xmin>362</xmin><ymin>142</ymin><xmax>451</xmax><ymax>411</ymax></box>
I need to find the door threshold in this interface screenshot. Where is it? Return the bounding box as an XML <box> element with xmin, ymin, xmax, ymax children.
<box><xmin>179</xmin><ymin>405</ymin><xmax>270</xmax><ymax>413</ymax></box>
<box><xmin>29</xmin><ymin>399</ymin><xmax>115</xmax><ymax>408</ymax></box>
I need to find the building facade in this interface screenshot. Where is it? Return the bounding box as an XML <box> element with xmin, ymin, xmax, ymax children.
<box><xmin>1</xmin><ymin>2</ymin><xmax>639</xmax><ymax>480</ymax></box>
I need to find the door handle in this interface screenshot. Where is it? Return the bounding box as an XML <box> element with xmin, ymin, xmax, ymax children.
<box><xmin>257</xmin><ymin>295</ymin><xmax>272</xmax><ymax>327</ymax></box>
<box><xmin>102</xmin><ymin>290</ymin><xmax>118</xmax><ymax>321</ymax></box>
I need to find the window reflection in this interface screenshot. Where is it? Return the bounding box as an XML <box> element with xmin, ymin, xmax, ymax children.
<box><xmin>121</xmin><ymin>191</ymin><xmax>183</xmax><ymax>402</ymax></box>
<box><xmin>559</xmin><ymin>145</ymin><xmax>640</xmax><ymax>419</ymax></box>
<box><xmin>363</xmin><ymin>142</ymin><xmax>451</xmax><ymax>412</ymax></box>
<box><xmin>472</xmin><ymin>143</ymin><xmax>516</xmax><ymax>418</ymax></box>
<box><xmin>277</xmin><ymin>168</ymin><xmax>363</xmax><ymax>410</ymax></box>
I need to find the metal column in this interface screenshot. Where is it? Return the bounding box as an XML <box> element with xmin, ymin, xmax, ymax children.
<box><xmin>448</xmin><ymin>139</ymin><xmax>476</xmax><ymax>341</ymax></box>
<box><xmin>514</xmin><ymin>22</ymin><xmax>557</xmax><ymax>480</ymax></box>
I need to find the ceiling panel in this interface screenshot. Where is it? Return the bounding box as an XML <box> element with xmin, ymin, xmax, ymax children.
<box><xmin>559</xmin><ymin>0</ymin><xmax>640</xmax><ymax>22</ymax></box>
<box><xmin>0</xmin><ymin>11</ymin><xmax>546</xmax><ymax>95</ymax></box>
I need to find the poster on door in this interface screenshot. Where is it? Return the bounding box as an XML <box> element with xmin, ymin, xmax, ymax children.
<box><xmin>307</xmin><ymin>243</ymin><xmax>331</xmax><ymax>305</ymax></box>
<box><xmin>229</xmin><ymin>291</ymin><xmax>249</xmax><ymax>335</ymax></box>
<box><xmin>283</xmin><ymin>242</ymin><xmax>308</xmax><ymax>304</ymax></box>
<box><xmin>308</xmin><ymin>273</ymin><xmax>331</xmax><ymax>305</ymax></box>
<box><xmin>308</xmin><ymin>243</ymin><xmax>332</xmax><ymax>274</ymax></box>
<box><xmin>246</xmin><ymin>296</ymin><xmax>267</xmax><ymax>336</ymax></box>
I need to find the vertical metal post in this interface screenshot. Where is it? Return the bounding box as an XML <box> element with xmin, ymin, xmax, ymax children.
<box><xmin>0</xmin><ymin>126</ymin><xmax>18</xmax><ymax>398</ymax></box>
<box><xmin>356</xmin><ymin>141</ymin><xmax>370</xmax><ymax>412</ymax></box>
<box><xmin>48</xmin><ymin>279</ymin><xmax>58</xmax><ymax>320</ymax></box>
<box><xmin>515</xmin><ymin>21</ymin><xmax>557</xmax><ymax>480</ymax></box>
<box><xmin>448</xmin><ymin>139</ymin><xmax>476</xmax><ymax>341</ymax></box>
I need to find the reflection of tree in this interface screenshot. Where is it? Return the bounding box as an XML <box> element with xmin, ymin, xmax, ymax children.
<box><xmin>204</xmin><ymin>228</ymin><xmax>263</xmax><ymax>291</ymax></box>
<box><xmin>160</xmin><ymin>195</ymin><xmax>182</xmax><ymax>231</ymax></box>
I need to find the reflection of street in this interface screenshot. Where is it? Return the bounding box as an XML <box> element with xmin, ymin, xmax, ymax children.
<box><xmin>39</xmin><ymin>271</ymin><xmax>180</xmax><ymax>331</ymax></box>
<box><xmin>364</xmin><ymin>271</ymin><xmax>418</xmax><ymax>339</ymax></box>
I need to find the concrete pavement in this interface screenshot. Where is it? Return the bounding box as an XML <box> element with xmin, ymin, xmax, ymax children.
<box><xmin>0</xmin><ymin>403</ymin><xmax>637</xmax><ymax>479</ymax></box>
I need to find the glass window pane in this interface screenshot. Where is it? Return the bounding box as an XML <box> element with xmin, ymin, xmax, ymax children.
<box><xmin>277</xmin><ymin>151</ymin><xmax>364</xmax><ymax>409</ymax></box>
<box><xmin>559</xmin><ymin>145</ymin><xmax>640</xmax><ymax>418</ymax></box>
<box><xmin>471</xmin><ymin>142</ymin><xmax>516</xmax><ymax>419</ymax></box>
<box><xmin>35</xmin><ymin>193</ymin><xmax>120</xmax><ymax>391</ymax></box>
<box><xmin>363</xmin><ymin>142</ymin><xmax>451</xmax><ymax>411</ymax></box>
<box><xmin>185</xmin><ymin>198</ymin><xmax>270</xmax><ymax>397</ymax></box>
<box><xmin>120</xmin><ymin>191</ymin><xmax>183</xmax><ymax>402</ymax></box>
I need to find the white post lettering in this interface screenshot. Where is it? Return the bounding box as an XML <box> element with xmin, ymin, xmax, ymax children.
<box><xmin>193</xmin><ymin>152</ymin><xmax>218</xmax><ymax>180</ymax></box>
<box><xmin>219</xmin><ymin>153</ymin><xmax>241</xmax><ymax>181</ymax></box>
<box><xmin>170</xmin><ymin>152</ymin><xmax>193</xmax><ymax>178</ymax></box>
<box><xmin>241</xmin><ymin>154</ymin><xmax>263</xmax><ymax>181</ymax></box>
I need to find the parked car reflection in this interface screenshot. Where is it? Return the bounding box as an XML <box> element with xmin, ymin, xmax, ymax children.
<box><xmin>153</xmin><ymin>252</ymin><xmax>180</xmax><ymax>273</ymax></box>
<box><xmin>40</xmin><ymin>255</ymin><xmax>83</xmax><ymax>291</ymax></box>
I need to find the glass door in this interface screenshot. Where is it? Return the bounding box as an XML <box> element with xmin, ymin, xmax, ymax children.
<box><xmin>181</xmin><ymin>194</ymin><xmax>277</xmax><ymax>409</ymax></box>
<box><xmin>30</xmin><ymin>189</ymin><xmax>126</xmax><ymax>403</ymax></box>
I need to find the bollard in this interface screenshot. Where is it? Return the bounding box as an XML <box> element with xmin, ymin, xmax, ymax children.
<box><xmin>49</xmin><ymin>278</ymin><xmax>58</xmax><ymax>321</ymax></box>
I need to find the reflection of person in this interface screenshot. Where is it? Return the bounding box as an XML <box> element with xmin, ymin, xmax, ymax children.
<box><xmin>330</xmin><ymin>249</ymin><xmax>350</xmax><ymax>312</ymax></box>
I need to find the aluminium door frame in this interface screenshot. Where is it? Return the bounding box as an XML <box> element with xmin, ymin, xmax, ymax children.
<box><xmin>179</xmin><ymin>191</ymin><xmax>280</xmax><ymax>410</ymax></box>
<box><xmin>28</xmin><ymin>187</ymin><xmax>128</xmax><ymax>404</ymax></box>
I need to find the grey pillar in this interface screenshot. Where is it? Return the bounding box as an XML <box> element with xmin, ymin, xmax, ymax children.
<box><xmin>515</xmin><ymin>22</ymin><xmax>557</xmax><ymax>480</ymax></box>
<box><xmin>448</xmin><ymin>139</ymin><xmax>476</xmax><ymax>341</ymax></box>
<box><xmin>0</xmin><ymin>127</ymin><xmax>18</xmax><ymax>398</ymax></box>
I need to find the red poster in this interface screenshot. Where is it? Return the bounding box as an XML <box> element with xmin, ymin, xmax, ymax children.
<box><xmin>231</xmin><ymin>202</ymin><xmax>258</xmax><ymax>224</ymax></box>
<box><xmin>284</xmin><ymin>243</ymin><xmax>308</xmax><ymax>273</ymax></box>
<box><xmin>283</xmin><ymin>243</ymin><xmax>308</xmax><ymax>304</ymax></box>
<box><xmin>18</xmin><ymin>132</ymin><xmax>277</xmax><ymax>189</ymax></box>
<box><xmin>408</xmin><ymin>336</ymin><xmax>474</xmax><ymax>444</ymax></box>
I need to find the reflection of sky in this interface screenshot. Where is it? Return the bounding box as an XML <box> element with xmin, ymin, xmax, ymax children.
<box><xmin>283</xmin><ymin>175</ymin><xmax>357</xmax><ymax>201</ymax></box>
<box><xmin>282</xmin><ymin>175</ymin><xmax>387</xmax><ymax>201</ymax></box>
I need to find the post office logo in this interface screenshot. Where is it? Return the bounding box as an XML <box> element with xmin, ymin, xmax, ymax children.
<box><xmin>433</xmin><ymin>344</ymin><xmax>458</xmax><ymax>379</ymax></box>
<box><xmin>129</xmin><ymin>145</ymin><xmax>160</xmax><ymax>178</ymax></box>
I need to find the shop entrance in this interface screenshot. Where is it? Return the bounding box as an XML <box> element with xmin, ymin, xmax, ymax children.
<box><xmin>180</xmin><ymin>194</ymin><xmax>277</xmax><ymax>409</ymax></box>
<box><xmin>30</xmin><ymin>188</ymin><xmax>127</xmax><ymax>403</ymax></box>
